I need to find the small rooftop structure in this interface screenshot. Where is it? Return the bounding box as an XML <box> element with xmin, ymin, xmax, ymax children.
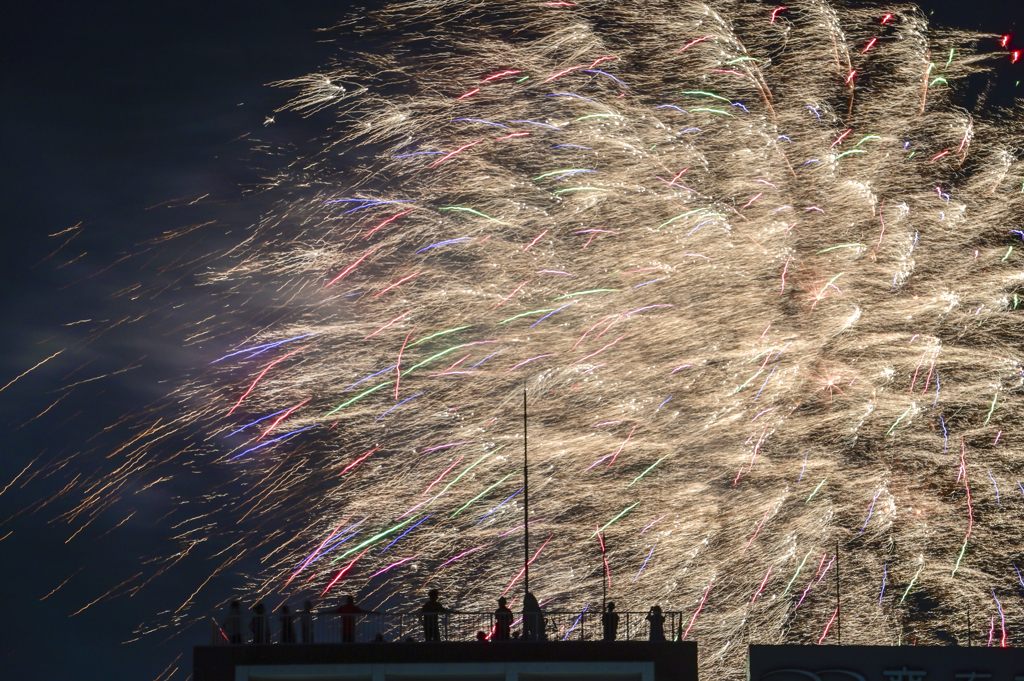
<box><xmin>747</xmin><ymin>644</ymin><xmax>1024</xmax><ymax>680</ymax></box>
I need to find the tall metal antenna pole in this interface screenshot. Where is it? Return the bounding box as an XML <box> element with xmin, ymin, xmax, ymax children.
<box><xmin>836</xmin><ymin>538</ymin><xmax>841</xmax><ymax>644</ymax></box>
<box><xmin>523</xmin><ymin>387</ymin><xmax>529</xmax><ymax>597</ymax></box>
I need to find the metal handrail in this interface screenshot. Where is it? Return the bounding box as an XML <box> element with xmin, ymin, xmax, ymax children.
<box><xmin>210</xmin><ymin>610</ymin><xmax>687</xmax><ymax>645</ymax></box>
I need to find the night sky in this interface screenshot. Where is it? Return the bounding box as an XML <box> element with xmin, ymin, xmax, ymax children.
<box><xmin>1</xmin><ymin>2</ymin><xmax>1019</xmax><ymax>679</ymax></box>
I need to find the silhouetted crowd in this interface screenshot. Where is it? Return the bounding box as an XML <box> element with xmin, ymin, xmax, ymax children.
<box><xmin>220</xmin><ymin>591</ymin><xmax>673</xmax><ymax>644</ymax></box>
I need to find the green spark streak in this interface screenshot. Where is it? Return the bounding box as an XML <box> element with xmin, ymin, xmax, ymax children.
<box><xmin>726</xmin><ymin>57</ymin><xmax>758</xmax><ymax>64</ymax></box>
<box><xmin>533</xmin><ymin>169</ymin><xmax>591</xmax><ymax>180</ymax></box>
<box><xmin>333</xmin><ymin>515</ymin><xmax>417</xmax><ymax>562</ymax></box>
<box><xmin>908</xmin><ymin>152</ymin><xmax>916</xmax><ymax>159</ymax></box>
<box><xmin>450</xmin><ymin>470</ymin><xmax>518</xmax><ymax>518</ymax></box>
<box><xmin>575</xmin><ymin>114</ymin><xmax>624</xmax><ymax>121</ymax></box>
<box><xmin>552</xmin><ymin>289</ymin><xmax>620</xmax><ymax>301</ymax></box>
<box><xmin>589</xmin><ymin>502</ymin><xmax>641</xmax><ymax>539</ymax></box>
<box><xmin>690</xmin><ymin>108</ymin><xmax>733</xmax><ymax>116</ymax></box>
<box><xmin>403</xmin><ymin>343</ymin><xmax>477</xmax><ymax>375</ymax></box>
<box><xmin>680</xmin><ymin>90</ymin><xmax>731</xmax><ymax>103</ymax></box>
<box><xmin>439</xmin><ymin>207</ymin><xmax>508</xmax><ymax>224</ymax></box>
<box><xmin>886</xmin><ymin>405</ymin><xmax>914</xmax><ymax>436</ymax></box>
<box><xmin>945</xmin><ymin>48</ymin><xmax>955</xmax><ymax>68</ymax></box>
<box><xmin>983</xmin><ymin>393</ymin><xmax>998</xmax><ymax>426</ymax></box>
<box><xmin>806</xmin><ymin>478</ymin><xmax>827</xmax><ymax>503</ymax></box>
<box><xmin>325</xmin><ymin>381</ymin><xmax>394</xmax><ymax>417</ymax></box>
<box><xmin>930</xmin><ymin>77</ymin><xmax>948</xmax><ymax>87</ymax></box>
<box><xmin>408</xmin><ymin>326</ymin><xmax>472</xmax><ymax>348</ymax></box>
<box><xmin>1003</xmin><ymin>247</ymin><xmax>1013</xmax><ymax>261</ymax></box>
<box><xmin>783</xmin><ymin>548</ymin><xmax>816</xmax><ymax>595</ymax></box>
<box><xmin>499</xmin><ymin>309</ymin><xmax>554</xmax><ymax>324</ymax></box>
<box><xmin>816</xmin><ymin>244</ymin><xmax>864</xmax><ymax>254</ymax></box>
<box><xmin>628</xmin><ymin>456</ymin><xmax>669</xmax><ymax>487</ymax></box>
<box><xmin>731</xmin><ymin>369</ymin><xmax>764</xmax><ymax>396</ymax></box>
<box><xmin>855</xmin><ymin>135</ymin><xmax>880</xmax><ymax>147</ymax></box>
<box><xmin>835</xmin><ymin>149</ymin><xmax>866</xmax><ymax>160</ymax></box>
<box><xmin>656</xmin><ymin>207</ymin><xmax>711</xmax><ymax>231</ymax></box>
<box><xmin>900</xmin><ymin>564</ymin><xmax>924</xmax><ymax>603</ymax></box>
<box><xmin>428</xmin><ymin>447</ymin><xmax>504</xmax><ymax>508</ymax></box>
<box><xmin>951</xmin><ymin>538</ymin><xmax>968</xmax><ymax>577</ymax></box>
<box><xmin>553</xmin><ymin>187</ymin><xmax>608</xmax><ymax>194</ymax></box>
<box><xmin>517</xmin><ymin>76</ymin><xmax>530</xmax><ymax>82</ymax></box>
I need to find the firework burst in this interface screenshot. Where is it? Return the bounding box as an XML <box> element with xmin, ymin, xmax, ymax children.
<box><xmin>44</xmin><ymin>0</ymin><xmax>1024</xmax><ymax>676</ymax></box>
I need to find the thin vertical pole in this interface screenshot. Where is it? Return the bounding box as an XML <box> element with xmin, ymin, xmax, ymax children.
<box><xmin>967</xmin><ymin>603</ymin><xmax>971</xmax><ymax>647</ymax></box>
<box><xmin>523</xmin><ymin>388</ymin><xmax>529</xmax><ymax>597</ymax></box>
<box><xmin>836</xmin><ymin>539</ymin><xmax>841</xmax><ymax>644</ymax></box>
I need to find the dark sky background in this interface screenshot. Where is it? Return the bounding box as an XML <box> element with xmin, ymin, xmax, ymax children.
<box><xmin>0</xmin><ymin>2</ymin><xmax>1019</xmax><ymax>680</ymax></box>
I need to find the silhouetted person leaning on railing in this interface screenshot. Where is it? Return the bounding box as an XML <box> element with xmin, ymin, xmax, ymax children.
<box><xmin>420</xmin><ymin>589</ymin><xmax>448</xmax><ymax>641</ymax></box>
<box><xmin>494</xmin><ymin>596</ymin><xmax>513</xmax><ymax>641</ymax></box>
<box><xmin>300</xmin><ymin>600</ymin><xmax>315</xmax><ymax>643</ymax></box>
<box><xmin>522</xmin><ymin>592</ymin><xmax>545</xmax><ymax>641</ymax></box>
<box><xmin>646</xmin><ymin>605</ymin><xmax>666</xmax><ymax>641</ymax></box>
<box><xmin>223</xmin><ymin>601</ymin><xmax>243</xmax><ymax>644</ymax></box>
<box><xmin>279</xmin><ymin>604</ymin><xmax>297</xmax><ymax>643</ymax></box>
<box><xmin>602</xmin><ymin>602</ymin><xmax>619</xmax><ymax>641</ymax></box>
<box><xmin>250</xmin><ymin>602</ymin><xmax>270</xmax><ymax>644</ymax></box>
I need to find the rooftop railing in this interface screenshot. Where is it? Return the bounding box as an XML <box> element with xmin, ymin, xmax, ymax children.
<box><xmin>211</xmin><ymin>610</ymin><xmax>686</xmax><ymax>645</ymax></box>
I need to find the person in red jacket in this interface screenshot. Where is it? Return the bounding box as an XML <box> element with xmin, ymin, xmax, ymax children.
<box><xmin>334</xmin><ymin>595</ymin><xmax>369</xmax><ymax>642</ymax></box>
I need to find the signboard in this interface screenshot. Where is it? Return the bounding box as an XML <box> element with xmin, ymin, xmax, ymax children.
<box><xmin>748</xmin><ymin>645</ymin><xmax>1024</xmax><ymax>681</ymax></box>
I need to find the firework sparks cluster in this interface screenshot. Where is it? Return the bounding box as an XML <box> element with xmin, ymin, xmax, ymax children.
<box><xmin>40</xmin><ymin>0</ymin><xmax>1024</xmax><ymax>675</ymax></box>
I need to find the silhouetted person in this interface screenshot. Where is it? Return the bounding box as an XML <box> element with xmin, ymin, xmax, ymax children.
<box><xmin>602</xmin><ymin>602</ymin><xmax>619</xmax><ymax>642</ymax></box>
<box><xmin>420</xmin><ymin>589</ymin><xmax>448</xmax><ymax>641</ymax></box>
<box><xmin>522</xmin><ymin>592</ymin><xmax>544</xmax><ymax>641</ymax></box>
<box><xmin>279</xmin><ymin>604</ymin><xmax>296</xmax><ymax>643</ymax></box>
<box><xmin>335</xmin><ymin>595</ymin><xmax>367</xmax><ymax>643</ymax></box>
<box><xmin>494</xmin><ymin>596</ymin><xmax>513</xmax><ymax>641</ymax></box>
<box><xmin>223</xmin><ymin>601</ymin><xmax>243</xmax><ymax>644</ymax></box>
<box><xmin>476</xmin><ymin>630</ymin><xmax>488</xmax><ymax>642</ymax></box>
<box><xmin>250</xmin><ymin>602</ymin><xmax>269</xmax><ymax>644</ymax></box>
<box><xmin>300</xmin><ymin>601</ymin><xmax>315</xmax><ymax>643</ymax></box>
<box><xmin>646</xmin><ymin>605</ymin><xmax>666</xmax><ymax>641</ymax></box>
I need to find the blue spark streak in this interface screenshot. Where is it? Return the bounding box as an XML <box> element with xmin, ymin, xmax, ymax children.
<box><xmin>417</xmin><ymin>237</ymin><xmax>473</xmax><ymax>254</ymax></box>
<box><xmin>633</xmin><ymin>544</ymin><xmax>656</xmax><ymax>583</ymax></box>
<box><xmin>229</xmin><ymin>425</ymin><xmax>317</xmax><ymax>461</ymax></box>
<box><xmin>376</xmin><ymin>392</ymin><xmax>424</xmax><ymax>422</ymax></box>
<box><xmin>380</xmin><ymin>515</ymin><xmax>431</xmax><ymax>554</ymax></box>
<box><xmin>511</xmin><ymin>120</ymin><xmax>561</xmax><ymax>130</ymax></box>
<box><xmin>211</xmin><ymin>333</ymin><xmax>317</xmax><ymax>364</ymax></box>
<box><xmin>583</xmin><ymin>70</ymin><xmax>629</xmax><ymax>87</ymax></box>
<box><xmin>531</xmin><ymin>301</ymin><xmax>577</xmax><ymax>328</ymax></box>
<box><xmin>477</xmin><ymin>488</ymin><xmax>523</xmax><ymax>525</ymax></box>
<box><xmin>454</xmin><ymin>118</ymin><xmax>507</xmax><ymax>128</ymax></box>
